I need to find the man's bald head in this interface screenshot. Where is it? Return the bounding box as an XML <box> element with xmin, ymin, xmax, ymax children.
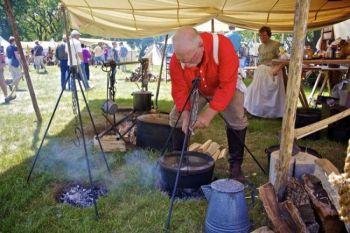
<box><xmin>172</xmin><ymin>27</ymin><xmax>202</xmax><ymax>55</ymax></box>
<box><xmin>172</xmin><ymin>27</ymin><xmax>204</xmax><ymax>67</ymax></box>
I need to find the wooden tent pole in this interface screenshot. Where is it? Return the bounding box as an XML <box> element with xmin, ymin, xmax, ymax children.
<box><xmin>155</xmin><ymin>34</ymin><xmax>168</xmax><ymax>110</ymax></box>
<box><xmin>3</xmin><ymin>0</ymin><xmax>42</xmax><ymax>122</ymax></box>
<box><xmin>211</xmin><ymin>19</ymin><xmax>215</xmax><ymax>33</ymax></box>
<box><xmin>274</xmin><ymin>0</ymin><xmax>310</xmax><ymax>197</ymax></box>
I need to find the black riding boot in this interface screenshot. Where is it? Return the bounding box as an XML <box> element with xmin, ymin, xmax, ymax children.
<box><xmin>171</xmin><ymin>127</ymin><xmax>185</xmax><ymax>151</ymax></box>
<box><xmin>226</xmin><ymin>127</ymin><xmax>247</xmax><ymax>183</ymax></box>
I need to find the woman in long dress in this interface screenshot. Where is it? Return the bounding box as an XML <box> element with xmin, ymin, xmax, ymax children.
<box><xmin>244</xmin><ymin>26</ymin><xmax>285</xmax><ymax>118</ymax></box>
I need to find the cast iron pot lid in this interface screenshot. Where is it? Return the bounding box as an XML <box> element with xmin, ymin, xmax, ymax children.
<box><xmin>159</xmin><ymin>151</ymin><xmax>214</xmax><ymax>175</ymax></box>
<box><xmin>137</xmin><ymin>113</ymin><xmax>169</xmax><ymax>125</ymax></box>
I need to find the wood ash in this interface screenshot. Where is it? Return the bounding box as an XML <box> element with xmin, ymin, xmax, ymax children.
<box><xmin>59</xmin><ymin>184</ymin><xmax>108</xmax><ymax>207</ymax></box>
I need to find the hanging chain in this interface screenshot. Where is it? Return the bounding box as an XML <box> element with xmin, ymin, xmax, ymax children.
<box><xmin>109</xmin><ymin>70</ymin><xmax>116</xmax><ymax>101</ymax></box>
<box><xmin>71</xmin><ymin>78</ymin><xmax>82</xmax><ymax>146</ymax></box>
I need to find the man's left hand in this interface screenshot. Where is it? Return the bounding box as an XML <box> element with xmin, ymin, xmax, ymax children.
<box><xmin>192</xmin><ymin>107</ymin><xmax>218</xmax><ymax>129</ymax></box>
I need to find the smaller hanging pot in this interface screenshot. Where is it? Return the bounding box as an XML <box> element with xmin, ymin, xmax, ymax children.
<box><xmin>131</xmin><ymin>91</ymin><xmax>153</xmax><ymax>112</ymax></box>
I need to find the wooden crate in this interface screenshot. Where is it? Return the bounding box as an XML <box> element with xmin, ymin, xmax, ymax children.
<box><xmin>93</xmin><ymin>135</ymin><xmax>126</xmax><ymax>152</ymax></box>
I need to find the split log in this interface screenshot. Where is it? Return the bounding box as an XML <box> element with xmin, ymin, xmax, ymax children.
<box><xmin>198</xmin><ymin>140</ymin><xmax>212</xmax><ymax>152</ymax></box>
<box><xmin>189</xmin><ymin>143</ymin><xmax>201</xmax><ymax>151</ymax></box>
<box><xmin>259</xmin><ymin>183</ymin><xmax>305</xmax><ymax>233</ymax></box>
<box><xmin>212</xmin><ymin>150</ymin><xmax>221</xmax><ymax>161</ymax></box>
<box><xmin>218</xmin><ymin>148</ymin><xmax>228</xmax><ymax>159</ymax></box>
<box><xmin>315</xmin><ymin>158</ymin><xmax>340</xmax><ymax>176</ymax></box>
<box><xmin>280</xmin><ymin>201</ymin><xmax>309</xmax><ymax>233</ymax></box>
<box><xmin>205</xmin><ymin>142</ymin><xmax>220</xmax><ymax>156</ymax></box>
<box><xmin>302</xmin><ymin>174</ymin><xmax>345</xmax><ymax>233</ymax></box>
<box><xmin>284</xmin><ymin>178</ymin><xmax>319</xmax><ymax>233</ymax></box>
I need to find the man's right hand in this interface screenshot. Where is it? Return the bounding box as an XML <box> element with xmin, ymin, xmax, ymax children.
<box><xmin>181</xmin><ymin>110</ymin><xmax>190</xmax><ymax>133</ymax></box>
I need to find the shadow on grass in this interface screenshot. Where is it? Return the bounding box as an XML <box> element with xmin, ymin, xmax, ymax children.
<box><xmin>0</xmin><ymin>98</ymin><xmax>187</xmax><ymax>233</ymax></box>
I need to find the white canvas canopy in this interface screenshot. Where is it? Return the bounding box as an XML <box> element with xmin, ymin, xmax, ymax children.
<box><xmin>61</xmin><ymin>0</ymin><xmax>350</xmax><ymax>38</ymax></box>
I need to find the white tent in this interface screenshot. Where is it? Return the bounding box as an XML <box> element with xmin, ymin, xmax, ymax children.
<box><xmin>21</xmin><ymin>40</ymin><xmax>57</xmax><ymax>54</ymax></box>
<box><xmin>0</xmin><ymin>36</ymin><xmax>10</xmax><ymax>49</ymax></box>
<box><xmin>143</xmin><ymin>43</ymin><xmax>162</xmax><ymax>65</ymax></box>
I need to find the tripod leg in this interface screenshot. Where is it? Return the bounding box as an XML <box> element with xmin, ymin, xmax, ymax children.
<box><xmin>72</xmin><ymin>78</ymin><xmax>99</xmax><ymax>219</ymax></box>
<box><xmin>76</xmin><ymin>79</ymin><xmax>111</xmax><ymax>173</ymax></box>
<box><xmin>27</xmin><ymin>74</ymin><xmax>70</xmax><ymax>183</ymax></box>
<box><xmin>199</xmin><ymin>93</ymin><xmax>266</xmax><ymax>174</ymax></box>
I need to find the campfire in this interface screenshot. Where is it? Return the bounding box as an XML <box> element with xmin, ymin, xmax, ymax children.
<box><xmin>58</xmin><ymin>184</ymin><xmax>108</xmax><ymax>208</ymax></box>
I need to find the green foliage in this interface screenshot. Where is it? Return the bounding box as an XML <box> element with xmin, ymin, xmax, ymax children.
<box><xmin>0</xmin><ymin>0</ymin><xmax>63</xmax><ymax>41</ymax></box>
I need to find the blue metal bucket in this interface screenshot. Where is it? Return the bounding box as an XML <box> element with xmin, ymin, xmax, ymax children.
<box><xmin>201</xmin><ymin>179</ymin><xmax>250</xmax><ymax>233</ymax></box>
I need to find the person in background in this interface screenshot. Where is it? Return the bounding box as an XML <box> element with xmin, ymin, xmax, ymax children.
<box><xmin>119</xmin><ymin>42</ymin><xmax>128</xmax><ymax>72</ymax></box>
<box><xmin>109</xmin><ymin>41</ymin><xmax>120</xmax><ymax>78</ymax></box>
<box><xmin>81</xmin><ymin>44</ymin><xmax>91</xmax><ymax>81</ymax></box>
<box><xmin>94</xmin><ymin>43</ymin><xmax>103</xmax><ymax>66</ymax></box>
<box><xmin>0</xmin><ymin>46</ymin><xmax>8</xmax><ymax>101</ymax></box>
<box><xmin>169</xmin><ymin>27</ymin><xmax>248</xmax><ymax>182</ymax></box>
<box><xmin>65</xmin><ymin>30</ymin><xmax>90</xmax><ymax>90</ymax></box>
<box><xmin>5</xmin><ymin>36</ymin><xmax>22</xmax><ymax>103</ymax></box>
<box><xmin>55</xmin><ymin>35</ymin><xmax>69</xmax><ymax>90</ymax></box>
<box><xmin>226</xmin><ymin>25</ymin><xmax>241</xmax><ymax>55</ymax></box>
<box><xmin>244</xmin><ymin>26</ymin><xmax>285</xmax><ymax>118</ymax></box>
<box><xmin>33</xmin><ymin>40</ymin><xmax>47</xmax><ymax>73</ymax></box>
<box><xmin>103</xmin><ymin>44</ymin><xmax>108</xmax><ymax>62</ymax></box>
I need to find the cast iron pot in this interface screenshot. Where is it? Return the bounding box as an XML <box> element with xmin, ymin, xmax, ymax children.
<box><xmin>159</xmin><ymin>151</ymin><xmax>215</xmax><ymax>191</ymax></box>
<box><xmin>132</xmin><ymin>91</ymin><xmax>153</xmax><ymax>112</ymax></box>
<box><xmin>136</xmin><ymin>113</ymin><xmax>172</xmax><ymax>150</ymax></box>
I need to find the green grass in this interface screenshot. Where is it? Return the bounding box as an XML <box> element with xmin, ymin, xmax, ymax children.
<box><xmin>0</xmin><ymin>65</ymin><xmax>347</xmax><ymax>232</ymax></box>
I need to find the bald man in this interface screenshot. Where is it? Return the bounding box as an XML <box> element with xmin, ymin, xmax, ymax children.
<box><xmin>169</xmin><ymin>27</ymin><xmax>248</xmax><ymax>182</ymax></box>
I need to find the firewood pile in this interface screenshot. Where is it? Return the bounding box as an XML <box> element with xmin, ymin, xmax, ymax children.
<box><xmin>259</xmin><ymin>142</ymin><xmax>350</xmax><ymax>233</ymax></box>
<box><xmin>259</xmin><ymin>175</ymin><xmax>346</xmax><ymax>233</ymax></box>
<box><xmin>188</xmin><ymin>140</ymin><xmax>228</xmax><ymax>161</ymax></box>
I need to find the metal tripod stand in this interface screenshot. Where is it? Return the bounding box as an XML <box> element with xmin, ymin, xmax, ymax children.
<box><xmin>164</xmin><ymin>77</ymin><xmax>201</xmax><ymax>232</ymax></box>
<box><xmin>27</xmin><ymin>66</ymin><xmax>111</xmax><ymax>219</ymax></box>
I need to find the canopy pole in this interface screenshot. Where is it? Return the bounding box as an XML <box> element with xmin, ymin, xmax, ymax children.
<box><xmin>211</xmin><ymin>19</ymin><xmax>215</xmax><ymax>33</ymax></box>
<box><xmin>155</xmin><ymin>34</ymin><xmax>168</xmax><ymax>111</ymax></box>
<box><xmin>275</xmin><ymin>0</ymin><xmax>310</xmax><ymax>198</ymax></box>
<box><xmin>3</xmin><ymin>0</ymin><xmax>42</xmax><ymax>122</ymax></box>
